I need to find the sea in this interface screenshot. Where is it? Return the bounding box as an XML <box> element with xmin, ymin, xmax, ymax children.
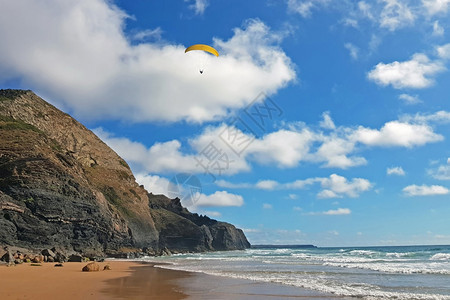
<box><xmin>145</xmin><ymin>245</ymin><xmax>450</xmax><ymax>299</ymax></box>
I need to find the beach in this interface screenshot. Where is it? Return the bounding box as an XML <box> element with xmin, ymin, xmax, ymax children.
<box><xmin>0</xmin><ymin>261</ymin><xmax>342</xmax><ymax>299</ymax></box>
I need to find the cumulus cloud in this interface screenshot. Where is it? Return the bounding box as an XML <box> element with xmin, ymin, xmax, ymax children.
<box><xmin>422</xmin><ymin>0</ymin><xmax>450</xmax><ymax>15</ymax></box>
<box><xmin>196</xmin><ymin>191</ymin><xmax>244</xmax><ymax>207</ymax></box>
<box><xmin>262</xmin><ymin>203</ymin><xmax>273</xmax><ymax>209</ymax></box>
<box><xmin>287</xmin><ymin>0</ymin><xmax>331</xmax><ymax>18</ymax></box>
<box><xmin>307</xmin><ymin>208</ymin><xmax>351</xmax><ymax>215</ymax></box>
<box><xmin>379</xmin><ymin>0</ymin><xmax>415</xmax><ymax>31</ymax></box>
<box><xmin>317</xmin><ymin>174</ymin><xmax>372</xmax><ymax>198</ymax></box>
<box><xmin>401</xmin><ymin>110</ymin><xmax>450</xmax><ymax>124</ymax></box>
<box><xmin>256</xmin><ymin>180</ymin><xmax>279</xmax><ymax>190</ymax></box>
<box><xmin>387</xmin><ymin>166</ymin><xmax>406</xmax><ymax>176</ymax></box>
<box><xmin>436</xmin><ymin>43</ymin><xmax>450</xmax><ymax>60</ymax></box>
<box><xmin>428</xmin><ymin>159</ymin><xmax>450</xmax><ymax>180</ymax></box>
<box><xmin>320</xmin><ymin>111</ymin><xmax>336</xmax><ymax>130</ymax></box>
<box><xmin>185</xmin><ymin>0</ymin><xmax>209</xmax><ymax>15</ymax></box>
<box><xmin>367</xmin><ymin>53</ymin><xmax>446</xmax><ymax>89</ymax></box>
<box><xmin>216</xmin><ymin>174</ymin><xmax>372</xmax><ymax>199</ymax></box>
<box><xmin>94</xmin><ymin>128</ymin><xmax>202</xmax><ymax>174</ymax></box>
<box><xmin>432</xmin><ymin>21</ymin><xmax>445</xmax><ymax>36</ymax></box>
<box><xmin>403</xmin><ymin>184</ymin><xmax>449</xmax><ymax>196</ymax></box>
<box><xmin>352</xmin><ymin>121</ymin><xmax>443</xmax><ymax>147</ymax></box>
<box><xmin>0</xmin><ymin>1</ymin><xmax>295</xmax><ymax>123</ymax></box>
<box><xmin>135</xmin><ymin>173</ymin><xmax>171</xmax><ymax>195</ymax></box>
<box><xmin>96</xmin><ymin>110</ymin><xmax>446</xmax><ymax>177</ymax></box>
<box><xmin>134</xmin><ymin>173</ymin><xmax>244</xmax><ymax>208</ymax></box>
<box><xmin>249</xmin><ymin>129</ymin><xmax>315</xmax><ymax>168</ymax></box>
<box><xmin>399</xmin><ymin>94</ymin><xmax>421</xmax><ymax>105</ymax></box>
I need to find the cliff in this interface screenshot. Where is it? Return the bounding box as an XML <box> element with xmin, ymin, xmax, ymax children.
<box><xmin>0</xmin><ymin>89</ymin><xmax>250</xmax><ymax>257</ymax></box>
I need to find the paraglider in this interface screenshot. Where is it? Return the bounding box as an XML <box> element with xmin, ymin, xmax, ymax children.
<box><xmin>185</xmin><ymin>44</ymin><xmax>219</xmax><ymax>74</ymax></box>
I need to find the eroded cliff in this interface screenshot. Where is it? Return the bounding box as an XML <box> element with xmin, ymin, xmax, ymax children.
<box><xmin>0</xmin><ymin>89</ymin><xmax>250</xmax><ymax>257</ymax></box>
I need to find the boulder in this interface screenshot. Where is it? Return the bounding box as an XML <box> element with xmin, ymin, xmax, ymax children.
<box><xmin>103</xmin><ymin>265</ymin><xmax>111</xmax><ymax>270</ymax></box>
<box><xmin>54</xmin><ymin>252</ymin><xmax>67</xmax><ymax>263</ymax></box>
<box><xmin>68</xmin><ymin>254</ymin><xmax>83</xmax><ymax>262</ymax></box>
<box><xmin>82</xmin><ymin>262</ymin><xmax>99</xmax><ymax>272</ymax></box>
<box><xmin>42</xmin><ymin>249</ymin><xmax>56</xmax><ymax>258</ymax></box>
<box><xmin>1</xmin><ymin>250</ymin><xmax>13</xmax><ymax>263</ymax></box>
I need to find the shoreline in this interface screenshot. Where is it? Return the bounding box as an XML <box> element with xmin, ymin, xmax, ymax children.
<box><xmin>0</xmin><ymin>261</ymin><xmax>347</xmax><ymax>299</ymax></box>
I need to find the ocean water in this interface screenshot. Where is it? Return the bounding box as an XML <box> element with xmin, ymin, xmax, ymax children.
<box><xmin>146</xmin><ymin>245</ymin><xmax>450</xmax><ymax>299</ymax></box>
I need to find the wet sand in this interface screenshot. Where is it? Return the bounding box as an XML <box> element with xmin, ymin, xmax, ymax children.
<box><xmin>0</xmin><ymin>261</ymin><xmax>346</xmax><ymax>299</ymax></box>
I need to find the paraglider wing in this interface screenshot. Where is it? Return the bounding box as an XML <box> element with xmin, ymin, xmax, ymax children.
<box><xmin>185</xmin><ymin>44</ymin><xmax>219</xmax><ymax>57</ymax></box>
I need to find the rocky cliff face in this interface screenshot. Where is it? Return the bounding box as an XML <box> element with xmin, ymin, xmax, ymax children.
<box><xmin>0</xmin><ymin>89</ymin><xmax>250</xmax><ymax>257</ymax></box>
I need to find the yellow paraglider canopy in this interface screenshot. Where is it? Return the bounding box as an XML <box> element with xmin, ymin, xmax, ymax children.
<box><xmin>185</xmin><ymin>44</ymin><xmax>219</xmax><ymax>57</ymax></box>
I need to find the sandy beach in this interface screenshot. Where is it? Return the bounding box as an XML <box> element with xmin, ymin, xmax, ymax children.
<box><xmin>0</xmin><ymin>260</ymin><xmax>345</xmax><ymax>299</ymax></box>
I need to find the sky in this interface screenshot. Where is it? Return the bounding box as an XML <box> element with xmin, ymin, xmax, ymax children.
<box><xmin>1</xmin><ymin>0</ymin><xmax>450</xmax><ymax>247</ymax></box>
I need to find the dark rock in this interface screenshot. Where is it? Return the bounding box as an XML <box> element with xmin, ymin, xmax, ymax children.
<box><xmin>42</xmin><ymin>249</ymin><xmax>56</xmax><ymax>258</ymax></box>
<box><xmin>1</xmin><ymin>250</ymin><xmax>13</xmax><ymax>263</ymax></box>
<box><xmin>68</xmin><ymin>254</ymin><xmax>83</xmax><ymax>262</ymax></box>
<box><xmin>54</xmin><ymin>263</ymin><xmax>63</xmax><ymax>267</ymax></box>
<box><xmin>54</xmin><ymin>252</ymin><xmax>67</xmax><ymax>263</ymax></box>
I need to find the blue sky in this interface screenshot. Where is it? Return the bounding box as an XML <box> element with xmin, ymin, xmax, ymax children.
<box><xmin>2</xmin><ymin>0</ymin><xmax>450</xmax><ymax>246</ymax></box>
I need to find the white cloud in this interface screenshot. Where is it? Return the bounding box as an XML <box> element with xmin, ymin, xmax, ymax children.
<box><xmin>196</xmin><ymin>191</ymin><xmax>244</xmax><ymax>207</ymax></box>
<box><xmin>132</xmin><ymin>27</ymin><xmax>163</xmax><ymax>41</ymax></box>
<box><xmin>287</xmin><ymin>0</ymin><xmax>331</xmax><ymax>18</ymax></box>
<box><xmin>399</xmin><ymin>93</ymin><xmax>421</xmax><ymax>104</ymax></box>
<box><xmin>256</xmin><ymin>180</ymin><xmax>279</xmax><ymax>190</ymax></box>
<box><xmin>185</xmin><ymin>0</ymin><xmax>209</xmax><ymax>15</ymax></box>
<box><xmin>135</xmin><ymin>173</ymin><xmax>171</xmax><ymax>195</ymax></box>
<box><xmin>308</xmin><ymin>208</ymin><xmax>351</xmax><ymax>215</ymax></box>
<box><xmin>429</xmin><ymin>164</ymin><xmax>450</xmax><ymax>180</ymax></box>
<box><xmin>387</xmin><ymin>166</ymin><xmax>406</xmax><ymax>176</ymax></box>
<box><xmin>317</xmin><ymin>174</ymin><xmax>372</xmax><ymax>198</ymax></box>
<box><xmin>344</xmin><ymin>43</ymin><xmax>359</xmax><ymax>60</ymax></box>
<box><xmin>323</xmin><ymin>208</ymin><xmax>351</xmax><ymax>215</ymax></box>
<box><xmin>319</xmin><ymin>111</ymin><xmax>336</xmax><ymax>130</ymax></box>
<box><xmin>432</xmin><ymin>21</ymin><xmax>445</xmax><ymax>36</ymax></box>
<box><xmin>0</xmin><ymin>2</ymin><xmax>295</xmax><ymax>123</ymax></box>
<box><xmin>428</xmin><ymin>160</ymin><xmax>450</xmax><ymax>180</ymax></box>
<box><xmin>400</xmin><ymin>110</ymin><xmax>450</xmax><ymax>124</ymax></box>
<box><xmin>367</xmin><ymin>53</ymin><xmax>445</xmax><ymax>89</ymax></box>
<box><xmin>353</xmin><ymin>121</ymin><xmax>443</xmax><ymax>147</ymax></box>
<box><xmin>436</xmin><ymin>43</ymin><xmax>450</xmax><ymax>60</ymax></box>
<box><xmin>358</xmin><ymin>1</ymin><xmax>375</xmax><ymax>20</ymax></box>
<box><xmin>422</xmin><ymin>0</ymin><xmax>450</xmax><ymax>15</ymax></box>
<box><xmin>315</xmin><ymin>134</ymin><xmax>367</xmax><ymax>168</ymax></box>
<box><xmin>249</xmin><ymin>129</ymin><xmax>314</xmax><ymax>168</ymax></box>
<box><xmin>218</xmin><ymin>174</ymin><xmax>372</xmax><ymax>198</ymax></box>
<box><xmin>215</xmin><ymin>180</ymin><xmax>251</xmax><ymax>189</ymax></box>
<box><xmin>94</xmin><ymin>128</ymin><xmax>201</xmax><ymax>174</ymax></box>
<box><xmin>134</xmin><ymin>173</ymin><xmax>243</xmax><ymax>209</ymax></box>
<box><xmin>96</xmin><ymin>110</ymin><xmax>446</xmax><ymax>177</ymax></box>
<box><xmin>202</xmin><ymin>210</ymin><xmax>222</xmax><ymax>217</ymax></box>
<box><xmin>262</xmin><ymin>203</ymin><xmax>273</xmax><ymax>209</ymax></box>
<box><xmin>379</xmin><ymin>0</ymin><xmax>415</xmax><ymax>31</ymax></box>
<box><xmin>403</xmin><ymin>184</ymin><xmax>449</xmax><ymax>196</ymax></box>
